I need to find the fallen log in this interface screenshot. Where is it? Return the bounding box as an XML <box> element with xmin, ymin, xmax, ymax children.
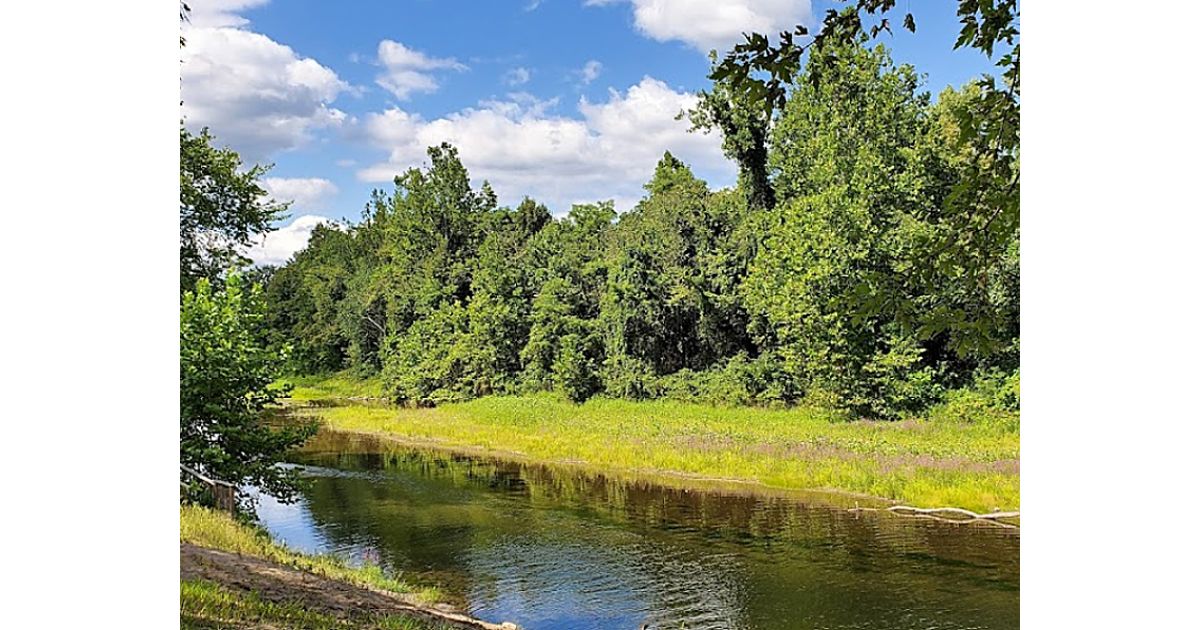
<box><xmin>849</xmin><ymin>504</ymin><xmax>1020</xmax><ymax>528</ymax></box>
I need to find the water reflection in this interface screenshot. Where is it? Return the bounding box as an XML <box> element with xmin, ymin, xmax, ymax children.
<box><xmin>254</xmin><ymin>429</ymin><xmax>1018</xmax><ymax>630</ymax></box>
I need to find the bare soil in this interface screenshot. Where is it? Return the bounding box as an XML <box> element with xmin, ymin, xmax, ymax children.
<box><xmin>180</xmin><ymin>543</ymin><xmax>517</xmax><ymax>630</ymax></box>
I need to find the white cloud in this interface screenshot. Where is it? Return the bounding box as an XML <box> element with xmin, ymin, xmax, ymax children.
<box><xmin>358</xmin><ymin>77</ymin><xmax>733</xmax><ymax>213</ymax></box>
<box><xmin>579</xmin><ymin>60</ymin><xmax>602</xmax><ymax>84</ymax></box>
<box><xmin>244</xmin><ymin>215</ymin><xmax>331</xmax><ymax>266</ymax></box>
<box><xmin>181</xmin><ymin>26</ymin><xmax>349</xmax><ymax>161</ymax></box>
<box><xmin>587</xmin><ymin>0</ymin><xmax>812</xmax><ymax>53</ymax></box>
<box><xmin>504</xmin><ymin>67</ymin><xmax>532</xmax><ymax>86</ymax></box>
<box><xmin>261</xmin><ymin>177</ymin><xmax>339</xmax><ymax>210</ymax></box>
<box><xmin>184</xmin><ymin>0</ymin><xmax>271</xmax><ymax>28</ymax></box>
<box><xmin>375</xmin><ymin>40</ymin><xmax>466</xmax><ymax>100</ymax></box>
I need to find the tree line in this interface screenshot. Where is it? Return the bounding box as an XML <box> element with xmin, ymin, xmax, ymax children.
<box><xmin>261</xmin><ymin>38</ymin><xmax>1018</xmax><ymax>419</ymax></box>
<box><xmin>180</xmin><ymin>3</ymin><xmax>1019</xmax><ymax>506</ymax></box>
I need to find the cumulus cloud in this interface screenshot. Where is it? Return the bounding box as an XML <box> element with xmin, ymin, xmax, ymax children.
<box><xmin>375</xmin><ymin>40</ymin><xmax>466</xmax><ymax>100</ymax></box>
<box><xmin>587</xmin><ymin>0</ymin><xmax>812</xmax><ymax>53</ymax></box>
<box><xmin>504</xmin><ymin>67</ymin><xmax>532</xmax><ymax>86</ymax></box>
<box><xmin>261</xmin><ymin>177</ymin><xmax>339</xmax><ymax>210</ymax></box>
<box><xmin>358</xmin><ymin>77</ymin><xmax>734</xmax><ymax>212</ymax></box>
<box><xmin>181</xmin><ymin>23</ymin><xmax>348</xmax><ymax>161</ymax></box>
<box><xmin>244</xmin><ymin>215</ymin><xmax>331</xmax><ymax>266</ymax></box>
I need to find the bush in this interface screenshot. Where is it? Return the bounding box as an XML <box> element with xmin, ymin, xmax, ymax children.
<box><xmin>601</xmin><ymin>354</ymin><xmax>660</xmax><ymax>400</ymax></box>
<box><xmin>997</xmin><ymin>370</ymin><xmax>1020</xmax><ymax>411</ymax></box>
<box><xmin>650</xmin><ymin>352</ymin><xmax>800</xmax><ymax>407</ymax></box>
<box><xmin>928</xmin><ymin>369</ymin><xmax>1020</xmax><ymax>430</ymax></box>
<box><xmin>552</xmin><ymin>333</ymin><xmax>602</xmax><ymax>403</ymax></box>
<box><xmin>381</xmin><ymin>303</ymin><xmax>473</xmax><ymax>406</ymax></box>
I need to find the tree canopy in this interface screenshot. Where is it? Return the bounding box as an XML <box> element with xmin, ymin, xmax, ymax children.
<box><xmin>179</xmin><ymin>122</ymin><xmax>312</xmax><ymax>508</ymax></box>
<box><xmin>181</xmin><ymin>272</ymin><xmax>315</xmax><ymax>504</ymax></box>
<box><xmin>180</xmin><ymin>126</ymin><xmax>287</xmax><ymax>294</ymax></box>
<box><xmin>263</xmin><ymin>35</ymin><xmax>1018</xmax><ymax>419</ymax></box>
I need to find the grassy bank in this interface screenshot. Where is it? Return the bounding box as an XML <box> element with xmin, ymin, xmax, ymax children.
<box><xmin>181</xmin><ymin>579</ymin><xmax>445</xmax><ymax>630</ymax></box>
<box><xmin>281</xmin><ymin>373</ymin><xmax>1019</xmax><ymax>513</ymax></box>
<box><xmin>180</xmin><ymin>505</ymin><xmax>441</xmax><ymax>603</ymax></box>
<box><xmin>283</xmin><ymin>372</ymin><xmax>385</xmax><ymax>401</ymax></box>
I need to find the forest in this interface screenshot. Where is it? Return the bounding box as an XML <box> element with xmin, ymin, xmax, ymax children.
<box><xmin>251</xmin><ymin>38</ymin><xmax>1018</xmax><ymax>421</ymax></box>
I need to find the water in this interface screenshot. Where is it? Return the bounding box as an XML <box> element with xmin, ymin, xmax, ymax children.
<box><xmin>253</xmin><ymin>429</ymin><xmax>1019</xmax><ymax>630</ymax></box>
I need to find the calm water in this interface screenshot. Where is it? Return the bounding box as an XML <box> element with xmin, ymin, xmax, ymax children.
<box><xmin>253</xmin><ymin>429</ymin><xmax>1019</xmax><ymax>630</ymax></box>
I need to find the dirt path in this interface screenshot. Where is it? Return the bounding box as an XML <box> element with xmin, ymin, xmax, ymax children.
<box><xmin>180</xmin><ymin>543</ymin><xmax>517</xmax><ymax>629</ymax></box>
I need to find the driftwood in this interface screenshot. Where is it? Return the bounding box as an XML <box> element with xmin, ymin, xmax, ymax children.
<box><xmin>849</xmin><ymin>504</ymin><xmax>1020</xmax><ymax>529</ymax></box>
<box><xmin>886</xmin><ymin>505</ymin><xmax>1020</xmax><ymax>520</ymax></box>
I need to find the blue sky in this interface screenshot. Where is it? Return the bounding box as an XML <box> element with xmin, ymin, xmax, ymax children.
<box><xmin>180</xmin><ymin>0</ymin><xmax>1002</xmax><ymax>264</ymax></box>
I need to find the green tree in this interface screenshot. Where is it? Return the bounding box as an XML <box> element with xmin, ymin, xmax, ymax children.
<box><xmin>382</xmin><ymin>301</ymin><xmax>473</xmax><ymax>405</ymax></box>
<box><xmin>462</xmin><ymin>198</ymin><xmax>552</xmax><ymax>395</ymax></box>
<box><xmin>180</xmin><ymin>127</ymin><xmax>287</xmax><ymax>294</ymax></box>
<box><xmin>601</xmin><ymin>154</ymin><xmax>758</xmax><ymax>397</ymax></box>
<box><xmin>263</xmin><ymin>223</ymin><xmax>356</xmax><ymax>373</ymax></box>
<box><xmin>552</xmin><ymin>333</ymin><xmax>601</xmax><ymax>403</ymax></box>
<box><xmin>710</xmin><ymin>2</ymin><xmax>1018</xmax><ymax>352</ymax></box>
<box><xmin>181</xmin><ymin>272</ymin><xmax>315</xmax><ymax>504</ymax></box>
<box><xmin>519</xmin><ymin>202</ymin><xmax>614</xmax><ymax>399</ymax></box>
<box><xmin>686</xmin><ymin>55</ymin><xmax>776</xmax><ymax>211</ymax></box>
<box><xmin>745</xmin><ymin>41</ymin><xmax>946</xmax><ymax>418</ymax></box>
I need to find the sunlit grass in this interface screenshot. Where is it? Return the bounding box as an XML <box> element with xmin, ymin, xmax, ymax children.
<box><xmin>285</xmin><ymin>377</ymin><xmax>1019</xmax><ymax>512</ymax></box>
<box><xmin>276</xmin><ymin>370</ymin><xmax>385</xmax><ymax>401</ymax></box>
<box><xmin>180</xmin><ymin>505</ymin><xmax>441</xmax><ymax>603</ymax></box>
<box><xmin>181</xmin><ymin>579</ymin><xmax>447</xmax><ymax>630</ymax></box>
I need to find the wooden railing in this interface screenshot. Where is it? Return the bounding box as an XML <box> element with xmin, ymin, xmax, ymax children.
<box><xmin>180</xmin><ymin>464</ymin><xmax>238</xmax><ymax>514</ymax></box>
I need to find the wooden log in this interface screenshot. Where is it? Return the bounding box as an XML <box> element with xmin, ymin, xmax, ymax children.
<box><xmin>886</xmin><ymin>505</ymin><xmax>1021</xmax><ymax>520</ymax></box>
<box><xmin>848</xmin><ymin>503</ymin><xmax>1020</xmax><ymax>528</ymax></box>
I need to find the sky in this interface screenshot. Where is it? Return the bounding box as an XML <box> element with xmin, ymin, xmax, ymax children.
<box><xmin>180</xmin><ymin>0</ymin><xmax>1003</xmax><ymax>266</ymax></box>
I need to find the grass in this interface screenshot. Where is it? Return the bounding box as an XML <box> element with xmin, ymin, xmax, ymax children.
<box><xmin>180</xmin><ymin>504</ymin><xmax>441</xmax><ymax>603</ymax></box>
<box><xmin>181</xmin><ymin>579</ymin><xmax>448</xmax><ymax>630</ymax></box>
<box><xmin>285</xmin><ymin>373</ymin><xmax>1019</xmax><ymax>513</ymax></box>
<box><xmin>279</xmin><ymin>371</ymin><xmax>385</xmax><ymax>401</ymax></box>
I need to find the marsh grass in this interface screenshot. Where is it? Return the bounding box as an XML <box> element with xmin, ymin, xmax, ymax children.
<box><xmin>284</xmin><ymin>377</ymin><xmax>1019</xmax><ymax>512</ymax></box>
<box><xmin>180</xmin><ymin>505</ymin><xmax>441</xmax><ymax>603</ymax></box>
<box><xmin>181</xmin><ymin>579</ymin><xmax>446</xmax><ymax>630</ymax></box>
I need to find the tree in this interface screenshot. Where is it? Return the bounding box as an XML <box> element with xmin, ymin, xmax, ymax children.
<box><xmin>685</xmin><ymin>55</ymin><xmax>776</xmax><ymax>211</ymax></box>
<box><xmin>462</xmin><ymin>198</ymin><xmax>552</xmax><ymax>395</ymax></box>
<box><xmin>710</xmin><ymin>2</ymin><xmax>1019</xmax><ymax>353</ymax></box>
<box><xmin>520</xmin><ymin>202</ymin><xmax>614</xmax><ymax>399</ymax></box>
<box><xmin>264</xmin><ymin>223</ymin><xmax>357</xmax><ymax>373</ymax></box>
<box><xmin>181</xmin><ymin>272</ymin><xmax>315</xmax><ymax>505</ymax></box>
<box><xmin>180</xmin><ymin>127</ymin><xmax>287</xmax><ymax>294</ymax></box>
<box><xmin>744</xmin><ymin>41</ymin><xmax>947</xmax><ymax>418</ymax></box>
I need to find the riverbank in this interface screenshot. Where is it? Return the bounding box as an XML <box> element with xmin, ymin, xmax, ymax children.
<box><xmin>278</xmin><ymin>374</ymin><xmax>1019</xmax><ymax>513</ymax></box>
<box><xmin>180</xmin><ymin>506</ymin><xmax>514</xmax><ymax>629</ymax></box>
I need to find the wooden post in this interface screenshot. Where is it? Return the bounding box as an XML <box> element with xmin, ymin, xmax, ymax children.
<box><xmin>181</xmin><ymin>464</ymin><xmax>238</xmax><ymax>516</ymax></box>
<box><xmin>212</xmin><ymin>480</ymin><xmax>237</xmax><ymax>514</ymax></box>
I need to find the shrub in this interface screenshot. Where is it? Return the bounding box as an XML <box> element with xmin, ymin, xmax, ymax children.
<box><xmin>552</xmin><ymin>333</ymin><xmax>602</xmax><ymax>403</ymax></box>
<box><xmin>928</xmin><ymin>369</ymin><xmax>1020</xmax><ymax>431</ymax></box>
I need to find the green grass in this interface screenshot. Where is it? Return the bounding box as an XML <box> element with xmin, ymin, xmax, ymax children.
<box><xmin>181</xmin><ymin>579</ymin><xmax>448</xmax><ymax>630</ymax></box>
<box><xmin>284</xmin><ymin>377</ymin><xmax>1019</xmax><ymax>513</ymax></box>
<box><xmin>180</xmin><ymin>505</ymin><xmax>441</xmax><ymax>603</ymax></box>
<box><xmin>277</xmin><ymin>370</ymin><xmax>385</xmax><ymax>401</ymax></box>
